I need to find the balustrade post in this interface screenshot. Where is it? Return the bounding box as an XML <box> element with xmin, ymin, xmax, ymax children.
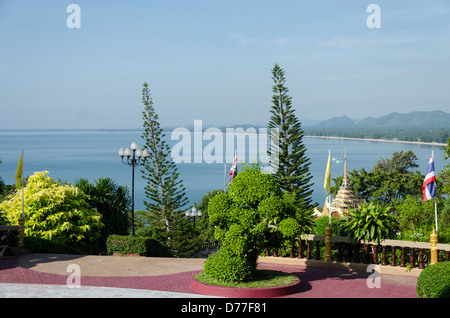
<box><xmin>400</xmin><ymin>247</ymin><xmax>406</xmax><ymax>267</ymax></box>
<box><xmin>273</xmin><ymin>248</ymin><xmax>278</xmax><ymax>257</ymax></box>
<box><xmin>306</xmin><ymin>240</ymin><xmax>312</xmax><ymax>259</ymax></box>
<box><xmin>298</xmin><ymin>239</ymin><xmax>304</xmax><ymax>259</ymax></box>
<box><xmin>290</xmin><ymin>240</ymin><xmax>295</xmax><ymax>258</ymax></box>
<box><xmin>446</xmin><ymin>251</ymin><xmax>449</xmax><ymax>262</ymax></box>
<box><xmin>430</xmin><ymin>228</ymin><xmax>438</xmax><ymax>265</ymax></box>
<box><xmin>345</xmin><ymin>243</ymin><xmax>352</xmax><ymax>262</ymax></box>
<box><xmin>409</xmin><ymin>247</ymin><xmax>415</xmax><ymax>269</ymax></box>
<box><xmin>354</xmin><ymin>244</ymin><xmax>360</xmax><ymax>263</ymax></box>
<box><xmin>381</xmin><ymin>245</ymin><xmax>387</xmax><ymax>265</ymax></box>
<box><xmin>315</xmin><ymin>241</ymin><xmax>321</xmax><ymax>260</ymax></box>
<box><xmin>391</xmin><ymin>246</ymin><xmax>396</xmax><ymax>266</ymax></box>
<box><xmin>418</xmin><ymin>248</ymin><xmax>424</xmax><ymax>269</ymax></box>
<box><xmin>324</xmin><ymin>223</ymin><xmax>332</xmax><ymax>263</ymax></box>
<box><xmin>372</xmin><ymin>245</ymin><xmax>378</xmax><ymax>264</ymax></box>
<box><xmin>265</xmin><ymin>247</ymin><xmax>269</xmax><ymax>256</ymax></box>
<box><xmin>337</xmin><ymin>243</ymin><xmax>343</xmax><ymax>262</ymax></box>
<box><xmin>363</xmin><ymin>244</ymin><xmax>370</xmax><ymax>264</ymax></box>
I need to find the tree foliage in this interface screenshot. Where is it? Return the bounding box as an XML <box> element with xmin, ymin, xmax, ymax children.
<box><xmin>0</xmin><ymin>171</ymin><xmax>103</xmax><ymax>248</ymax></box>
<box><xmin>331</xmin><ymin>146</ymin><xmax>450</xmax><ymax>243</ymax></box>
<box><xmin>268</xmin><ymin>64</ymin><xmax>316</xmax><ymax>211</ymax></box>
<box><xmin>75</xmin><ymin>177</ymin><xmax>130</xmax><ymax>253</ymax></box>
<box><xmin>140</xmin><ymin>82</ymin><xmax>190</xmax><ymax>257</ymax></box>
<box><xmin>331</xmin><ymin>150</ymin><xmax>424</xmax><ymax>205</ymax></box>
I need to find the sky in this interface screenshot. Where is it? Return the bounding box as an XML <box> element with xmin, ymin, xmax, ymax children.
<box><xmin>1</xmin><ymin>0</ymin><xmax>449</xmax><ymax>130</ymax></box>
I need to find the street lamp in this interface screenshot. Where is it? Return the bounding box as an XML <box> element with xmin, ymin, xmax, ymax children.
<box><xmin>119</xmin><ymin>141</ymin><xmax>149</xmax><ymax>236</ymax></box>
<box><xmin>185</xmin><ymin>207</ymin><xmax>202</xmax><ymax>253</ymax></box>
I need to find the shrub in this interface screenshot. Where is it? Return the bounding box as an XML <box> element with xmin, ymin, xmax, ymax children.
<box><xmin>344</xmin><ymin>202</ymin><xmax>398</xmax><ymax>243</ymax></box>
<box><xmin>24</xmin><ymin>236</ymin><xmax>82</xmax><ymax>254</ymax></box>
<box><xmin>0</xmin><ymin>171</ymin><xmax>103</xmax><ymax>248</ymax></box>
<box><xmin>416</xmin><ymin>262</ymin><xmax>450</xmax><ymax>298</ymax></box>
<box><xmin>106</xmin><ymin>235</ymin><xmax>173</xmax><ymax>257</ymax></box>
<box><xmin>75</xmin><ymin>178</ymin><xmax>131</xmax><ymax>254</ymax></box>
<box><xmin>203</xmin><ymin>249</ymin><xmax>254</xmax><ymax>283</ymax></box>
<box><xmin>205</xmin><ymin>166</ymin><xmax>313</xmax><ymax>283</ymax></box>
<box><xmin>313</xmin><ymin>215</ymin><xmax>348</xmax><ymax>235</ymax></box>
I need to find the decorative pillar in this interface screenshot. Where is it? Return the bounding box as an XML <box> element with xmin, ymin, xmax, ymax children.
<box><xmin>372</xmin><ymin>245</ymin><xmax>378</xmax><ymax>264</ymax></box>
<box><xmin>391</xmin><ymin>246</ymin><xmax>396</xmax><ymax>266</ymax></box>
<box><xmin>324</xmin><ymin>223</ymin><xmax>332</xmax><ymax>263</ymax></box>
<box><xmin>363</xmin><ymin>244</ymin><xmax>370</xmax><ymax>264</ymax></box>
<box><xmin>297</xmin><ymin>239</ymin><xmax>303</xmax><ymax>259</ymax></box>
<box><xmin>418</xmin><ymin>249</ymin><xmax>424</xmax><ymax>269</ymax></box>
<box><xmin>409</xmin><ymin>247</ymin><xmax>415</xmax><ymax>269</ymax></box>
<box><xmin>290</xmin><ymin>240</ymin><xmax>295</xmax><ymax>258</ymax></box>
<box><xmin>18</xmin><ymin>216</ymin><xmax>25</xmax><ymax>248</ymax></box>
<box><xmin>381</xmin><ymin>245</ymin><xmax>387</xmax><ymax>265</ymax></box>
<box><xmin>430</xmin><ymin>228</ymin><xmax>438</xmax><ymax>265</ymax></box>
<box><xmin>306</xmin><ymin>240</ymin><xmax>312</xmax><ymax>259</ymax></box>
<box><xmin>314</xmin><ymin>241</ymin><xmax>321</xmax><ymax>260</ymax></box>
<box><xmin>400</xmin><ymin>247</ymin><xmax>406</xmax><ymax>267</ymax></box>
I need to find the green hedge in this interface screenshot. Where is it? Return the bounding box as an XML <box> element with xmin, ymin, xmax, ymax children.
<box><xmin>416</xmin><ymin>261</ymin><xmax>450</xmax><ymax>298</ymax></box>
<box><xmin>24</xmin><ymin>236</ymin><xmax>83</xmax><ymax>254</ymax></box>
<box><xmin>106</xmin><ymin>235</ymin><xmax>173</xmax><ymax>257</ymax></box>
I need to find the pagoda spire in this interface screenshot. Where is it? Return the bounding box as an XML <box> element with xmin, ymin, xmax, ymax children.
<box><xmin>325</xmin><ymin>145</ymin><xmax>360</xmax><ymax>217</ymax></box>
<box><xmin>342</xmin><ymin>145</ymin><xmax>348</xmax><ymax>188</ymax></box>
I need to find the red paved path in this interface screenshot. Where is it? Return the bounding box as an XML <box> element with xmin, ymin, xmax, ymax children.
<box><xmin>0</xmin><ymin>255</ymin><xmax>418</xmax><ymax>298</ymax></box>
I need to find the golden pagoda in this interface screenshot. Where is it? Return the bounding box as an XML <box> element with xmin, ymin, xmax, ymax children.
<box><xmin>324</xmin><ymin>147</ymin><xmax>360</xmax><ymax>217</ymax></box>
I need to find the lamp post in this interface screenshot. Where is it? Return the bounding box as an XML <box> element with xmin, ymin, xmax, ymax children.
<box><xmin>185</xmin><ymin>207</ymin><xmax>202</xmax><ymax>253</ymax></box>
<box><xmin>119</xmin><ymin>141</ymin><xmax>149</xmax><ymax>236</ymax></box>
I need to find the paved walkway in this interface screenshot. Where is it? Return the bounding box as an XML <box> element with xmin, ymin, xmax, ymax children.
<box><xmin>0</xmin><ymin>253</ymin><xmax>418</xmax><ymax>298</ymax></box>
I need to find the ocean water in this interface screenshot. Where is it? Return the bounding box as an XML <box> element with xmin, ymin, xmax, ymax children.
<box><xmin>0</xmin><ymin>130</ymin><xmax>446</xmax><ymax>211</ymax></box>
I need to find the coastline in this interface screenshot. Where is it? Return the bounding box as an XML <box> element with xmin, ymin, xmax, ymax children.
<box><xmin>304</xmin><ymin>135</ymin><xmax>446</xmax><ymax>147</ymax></box>
<box><xmin>0</xmin><ymin>129</ymin><xmax>446</xmax><ymax>147</ymax></box>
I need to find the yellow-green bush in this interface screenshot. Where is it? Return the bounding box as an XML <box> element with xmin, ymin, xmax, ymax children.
<box><xmin>0</xmin><ymin>171</ymin><xmax>103</xmax><ymax>247</ymax></box>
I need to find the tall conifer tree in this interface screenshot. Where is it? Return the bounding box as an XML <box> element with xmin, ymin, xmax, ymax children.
<box><xmin>140</xmin><ymin>82</ymin><xmax>190</xmax><ymax>256</ymax></box>
<box><xmin>268</xmin><ymin>64</ymin><xmax>316</xmax><ymax>211</ymax></box>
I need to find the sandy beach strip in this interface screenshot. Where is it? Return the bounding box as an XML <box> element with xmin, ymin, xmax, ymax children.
<box><xmin>304</xmin><ymin>135</ymin><xmax>446</xmax><ymax>147</ymax></box>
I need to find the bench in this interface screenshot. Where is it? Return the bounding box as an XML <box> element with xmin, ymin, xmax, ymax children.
<box><xmin>0</xmin><ymin>225</ymin><xmax>20</xmax><ymax>257</ymax></box>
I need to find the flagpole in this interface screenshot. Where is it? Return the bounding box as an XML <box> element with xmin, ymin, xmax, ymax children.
<box><xmin>21</xmin><ymin>150</ymin><xmax>24</xmax><ymax>218</ymax></box>
<box><xmin>432</xmin><ymin>151</ymin><xmax>438</xmax><ymax>234</ymax></box>
<box><xmin>17</xmin><ymin>150</ymin><xmax>25</xmax><ymax>248</ymax></box>
<box><xmin>224</xmin><ymin>163</ymin><xmax>226</xmax><ymax>190</ymax></box>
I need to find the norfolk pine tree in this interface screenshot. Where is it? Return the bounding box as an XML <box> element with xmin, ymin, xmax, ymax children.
<box><xmin>140</xmin><ymin>82</ymin><xmax>190</xmax><ymax>257</ymax></box>
<box><xmin>268</xmin><ymin>64</ymin><xmax>316</xmax><ymax>211</ymax></box>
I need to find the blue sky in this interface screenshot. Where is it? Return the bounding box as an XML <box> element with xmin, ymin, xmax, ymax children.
<box><xmin>1</xmin><ymin>0</ymin><xmax>449</xmax><ymax>129</ymax></box>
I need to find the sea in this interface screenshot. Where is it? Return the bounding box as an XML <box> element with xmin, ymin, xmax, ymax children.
<box><xmin>0</xmin><ymin>130</ymin><xmax>446</xmax><ymax>211</ymax></box>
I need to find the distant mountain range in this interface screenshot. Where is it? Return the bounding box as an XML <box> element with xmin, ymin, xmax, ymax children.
<box><xmin>308</xmin><ymin>111</ymin><xmax>450</xmax><ymax>129</ymax></box>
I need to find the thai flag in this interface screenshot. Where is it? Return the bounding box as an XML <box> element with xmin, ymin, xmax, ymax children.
<box><xmin>421</xmin><ymin>153</ymin><xmax>436</xmax><ymax>202</ymax></box>
<box><xmin>229</xmin><ymin>151</ymin><xmax>237</xmax><ymax>184</ymax></box>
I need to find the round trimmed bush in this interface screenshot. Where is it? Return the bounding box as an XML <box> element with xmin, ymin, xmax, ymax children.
<box><xmin>416</xmin><ymin>261</ymin><xmax>450</xmax><ymax>298</ymax></box>
<box><xmin>203</xmin><ymin>249</ymin><xmax>254</xmax><ymax>283</ymax></box>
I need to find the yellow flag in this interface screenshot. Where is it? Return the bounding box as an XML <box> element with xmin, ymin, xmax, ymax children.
<box><xmin>324</xmin><ymin>150</ymin><xmax>331</xmax><ymax>195</ymax></box>
<box><xmin>15</xmin><ymin>152</ymin><xmax>23</xmax><ymax>188</ymax></box>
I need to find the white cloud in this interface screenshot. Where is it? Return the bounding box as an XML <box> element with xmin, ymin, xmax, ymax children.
<box><xmin>229</xmin><ymin>34</ymin><xmax>261</xmax><ymax>47</ymax></box>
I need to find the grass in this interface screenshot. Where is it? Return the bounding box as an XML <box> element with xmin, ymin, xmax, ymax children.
<box><xmin>195</xmin><ymin>269</ymin><xmax>298</xmax><ymax>288</ymax></box>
